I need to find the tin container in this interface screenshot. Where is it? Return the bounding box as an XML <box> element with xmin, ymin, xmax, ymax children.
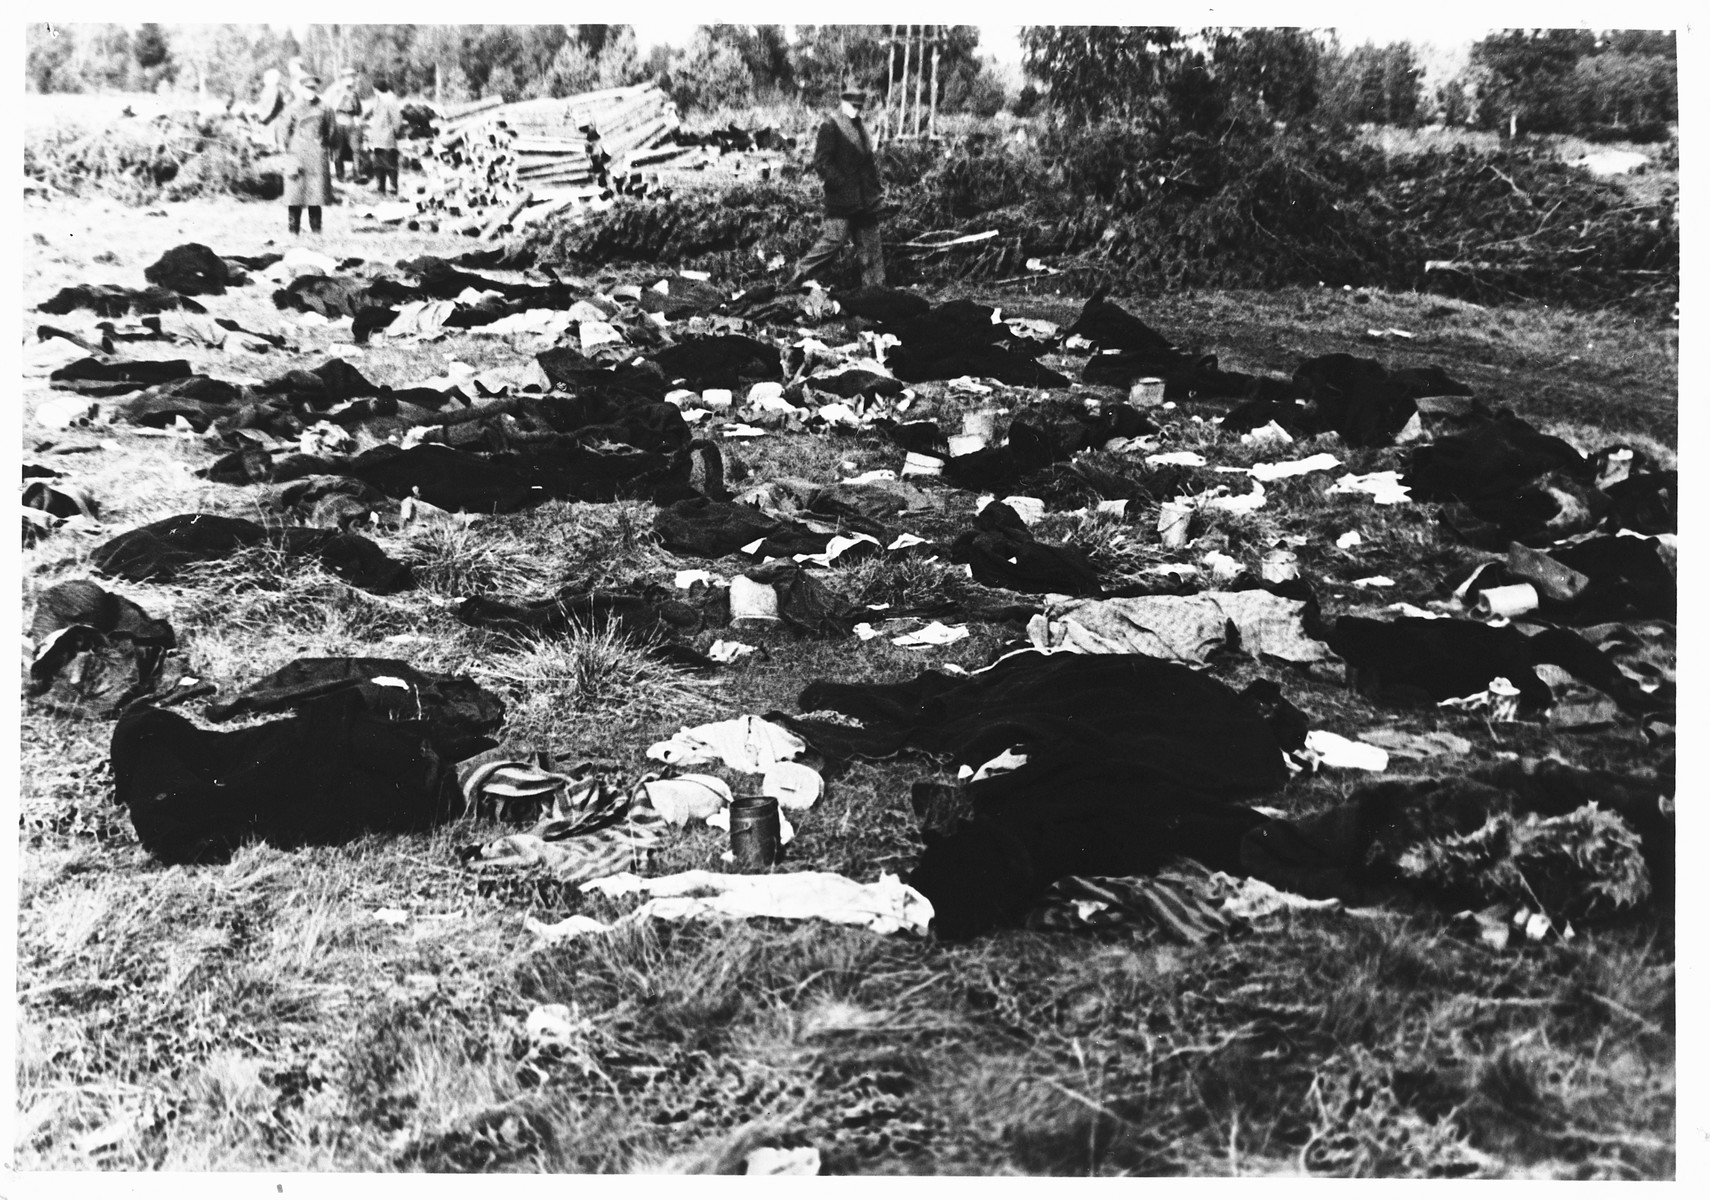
<box><xmin>729</xmin><ymin>796</ymin><xmax>782</xmax><ymax>869</ymax></box>
<box><xmin>1260</xmin><ymin>549</ymin><xmax>1300</xmax><ymax>583</ymax></box>
<box><xmin>1474</xmin><ymin>583</ymin><xmax>1540</xmax><ymax>620</ymax></box>
<box><xmin>962</xmin><ymin>409</ymin><xmax>1004</xmax><ymax>441</ymax></box>
<box><xmin>1130</xmin><ymin>377</ymin><xmax>1167</xmax><ymax>407</ymax></box>
<box><xmin>901</xmin><ymin>451</ymin><xmax>945</xmax><ymax>477</ymax></box>
<box><xmin>1157</xmin><ymin>501</ymin><xmax>1194</xmax><ymax>549</ymax></box>
<box><xmin>728</xmin><ymin>576</ymin><xmax>780</xmax><ymax>627</ymax></box>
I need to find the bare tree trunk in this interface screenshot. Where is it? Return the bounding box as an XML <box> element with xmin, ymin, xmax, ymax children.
<box><xmin>882</xmin><ymin>24</ymin><xmax>894</xmax><ymax>141</ymax></box>
<box><xmin>929</xmin><ymin>32</ymin><xmax>939</xmax><ymax>140</ymax></box>
<box><xmin>898</xmin><ymin>27</ymin><xmax>913</xmax><ymax>140</ymax></box>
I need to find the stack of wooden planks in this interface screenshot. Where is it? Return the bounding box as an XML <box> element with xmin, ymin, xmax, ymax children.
<box><xmin>419</xmin><ymin>83</ymin><xmax>689</xmax><ymax>231</ymax></box>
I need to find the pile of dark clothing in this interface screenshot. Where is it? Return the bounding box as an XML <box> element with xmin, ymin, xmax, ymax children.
<box><xmin>1403</xmin><ymin>414</ymin><xmax>1675</xmax><ymax>548</ymax></box>
<box><xmin>273</xmin><ymin>255</ymin><xmax>573</xmax><ymax>333</ymax></box>
<box><xmin>1444</xmin><ymin>536</ymin><xmax>1676</xmax><ymax>626</ymax></box>
<box><xmin>667</xmin><ymin>124</ymin><xmax>794</xmax><ymax>153</ymax></box>
<box><xmin>653</xmin><ymin>496</ymin><xmax>852</xmax><ymax>560</ymax></box>
<box><xmin>1218</xmin><ymin>353</ymin><xmax>1472</xmax><ymax>447</ymax></box>
<box><xmin>37</xmin><ymin>284</ymin><xmax>207</xmax><ymax>319</ymax></box>
<box><xmin>652</xmin><ymin>335</ymin><xmax>783</xmax><ymax>390</ymax></box>
<box><xmin>949</xmin><ymin>501</ymin><xmax>1103</xmax><ymax>596</ymax></box>
<box><xmin>143</xmin><ymin>243</ymin><xmax>243</xmax><ymax>297</ymax></box>
<box><xmin>1326</xmin><ymin>614</ymin><xmax>1669</xmax><ymax>718</ymax></box>
<box><xmin>1243</xmin><ymin>757</ymin><xmax>1673</xmax><ymax>915</ymax></box>
<box><xmin>878</xmin><ymin>298</ymin><xmax>1071</xmax><ymax>388</ymax></box>
<box><xmin>114</xmin><ymin>657</ymin><xmax>505</xmax><ymax>864</ymax></box>
<box><xmin>780</xmin><ymin>651</ymin><xmax>1295</xmax><ymax>938</ymax></box>
<box><xmin>50</xmin><ymin>358</ymin><xmax>196</xmax><ymax>397</ymax></box>
<box><xmin>1068</xmin><ymin>290</ymin><xmax>1281</xmax><ymax>402</ymax></box>
<box><xmin>27</xmin><ymin>580</ymin><xmax>179</xmax><ymax>720</ymax></box>
<box><xmin>92</xmin><ymin>513</ymin><xmax>414</xmax><ymax>594</ymax></box>
<box><xmin>782</xmin><ymin>648</ymin><xmax>1672</xmax><ymax>939</ymax></box>
<box><xmin>881</xmin><ymin>402</ymin><xmax>1154</xmax><ymax>496</ymax></box>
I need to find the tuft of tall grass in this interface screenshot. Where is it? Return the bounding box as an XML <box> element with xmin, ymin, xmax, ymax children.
<box><xmin>398</xmin><ymin>520</ymin><xmax>536</xmax><ymax>599</ymax></box>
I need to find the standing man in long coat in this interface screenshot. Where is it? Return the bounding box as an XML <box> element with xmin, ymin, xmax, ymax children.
<box><xmin>282</xmin><ymin>75</ymin><xmax>336</xmax><ymax>237</ymax></box>
<box><xmin>785</xmin><ymin>87</ymin><xmax>886</xmax><ymax>289</ymax></box>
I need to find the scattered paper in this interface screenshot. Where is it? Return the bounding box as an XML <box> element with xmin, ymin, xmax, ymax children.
<box><xmin>525</xmin><ymin>913</ymin><xmax>613</xmax><ymax>943</ymax></box>
<box><xmin>1249</xmin><ymin>452</ymin><xmax>1342</xmax><ymax>482</ymax></box>
<box><xmin>1303</xmin><ymin>730</ymin><xmax>1390</xmax><ymax>772</ymax></box>
<box><xmin>1146</xmin><ymin>450</ymin><xmax>1207</xmax><ymax>467</ymax></box>
<box><xmin>892</xmin><ymin>621</ymin><xmax>969</xmax><ymax>648</ymax></box>
<box><xmin>1336</xmin><ymin>531</ymin><xmax>1363</xmax><ymax>549</ymax></box>
<box><xmin>1239</xmin><ymin>421</ymin><xmax>1295</xmax><ymax>449</ymax></box>
<box><xmin>1328</xmin><ymin>471</ymin><xmax>1412</xmax><ymax>505</ymax></box>
<box><xmin>707</xmin><ymin>640</ymin><xmax>757</xmax><ymax>664</ymax></box>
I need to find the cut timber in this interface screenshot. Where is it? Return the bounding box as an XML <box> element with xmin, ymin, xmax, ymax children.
<box><xmin>481</xmin><ymin>190</ymin><xmax>534</xmax><ymax>240</ymax></box>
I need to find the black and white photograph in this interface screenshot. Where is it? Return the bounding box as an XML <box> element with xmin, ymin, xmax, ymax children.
<box><xmin>12</xmin><ymin>4</ymin><xmax>1690</xmax><ymax>1179</ymax></box>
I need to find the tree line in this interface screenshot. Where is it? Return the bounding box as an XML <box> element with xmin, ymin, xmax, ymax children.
<box><xmin>22</xmin><ymin>23</ymin><xmax>1005</xmax><ymax>116</ymax></box>
<box><xmin>26</xmin><ymin>23</ymin><xmax>1676</xmax><ymax>140</ymax></box>
<box><xmin>1017</xmin><ymin>27</ymin><xmax>1677</xmax><ymax>138</ymax></box>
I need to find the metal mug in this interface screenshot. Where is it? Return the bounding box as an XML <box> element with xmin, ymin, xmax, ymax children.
<box><xmin>729</xmin><ymin>796</ymin><xmax>782</xmax><ymax>869</ymax></box>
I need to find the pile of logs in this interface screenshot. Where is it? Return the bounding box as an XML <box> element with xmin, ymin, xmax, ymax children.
<box><xmin>419</xmin><ymin>83</ymin><xmax>688</xmax><ymax>227</ymax></box>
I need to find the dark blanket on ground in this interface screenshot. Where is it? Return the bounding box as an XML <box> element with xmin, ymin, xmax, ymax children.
<box><xmin>91</xmin><ymin>513</ymin><xmax>414</xmax><ymax>594</ymax></box>
<box><xmin>112</xmin><ymin>693</ymin><xmax>460</xmax><ymax>864</ymax></box>
<box><xmin>780</xmin><ymin>651</ymin><xmax>1290</xmax><ymax>938</ymax></box>
<box><xmin>27</xmin><ymin>580</ymin><xmax>178</xmax><ymax>720</ymax></box>
<box><xmin>205</xmin><ymin>657</ymin><xmax>504</xmax><ymax>764</ymax></box>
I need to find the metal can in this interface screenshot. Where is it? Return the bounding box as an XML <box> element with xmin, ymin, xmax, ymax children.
<box><xmin>1129</xmin><ymin>377</ymin><xmax>1166</xmax><ymax>407</ymax></box>
<box><xmin>729</xmin><ymin>796</ymin><xmax>782</xmax><ymax>869</ymax></box>
<box><xmin>1259</xmin><ymin>549</ymin><xmax>1300</xmax><ymax>583</ymax></box>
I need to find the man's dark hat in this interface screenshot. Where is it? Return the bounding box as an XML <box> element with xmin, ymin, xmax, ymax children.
<box><xmin>840</xmin><ymin>87</ymin><xmax>867</xmax><ymax>104</ymax></box>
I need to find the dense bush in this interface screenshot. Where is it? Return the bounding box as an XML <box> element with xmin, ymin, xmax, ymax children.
<box><xmin>527</xmin><ymin>119</ymin><xmax>1677</xmax><ymax>316</ymax></box>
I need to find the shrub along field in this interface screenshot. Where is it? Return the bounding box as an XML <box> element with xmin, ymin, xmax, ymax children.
<box><xmin>15</xmin><ymin>166</ymin><xmax>1676</xmax><ymax>1174</ymax></box>
<box><xmin>529</xmin><ymin>118</ymin><xmax>1677</xmax><ymax>317</ymax></box>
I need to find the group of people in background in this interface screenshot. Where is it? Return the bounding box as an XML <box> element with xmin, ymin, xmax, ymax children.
<box><xmin>256</xmin><ymin>59</ymin><xmax>405</xmax><ymax>236</ymax></box>
<box><xmin>252</xmin><ymin>61</ymin><xmax>888</xmax><ymax>287</ymax></box>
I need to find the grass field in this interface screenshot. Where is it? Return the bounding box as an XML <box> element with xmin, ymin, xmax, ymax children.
<box><xmin>14</xmin><ymin>184</ymin><xmax>1677</xmax><ymax>1175</ymax></box>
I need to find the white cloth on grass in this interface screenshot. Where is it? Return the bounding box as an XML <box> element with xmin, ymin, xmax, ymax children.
<box><xmin>582</xmin><ymin>870</ymin><xmax>934</xmax><ymax>935</ymax></box>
